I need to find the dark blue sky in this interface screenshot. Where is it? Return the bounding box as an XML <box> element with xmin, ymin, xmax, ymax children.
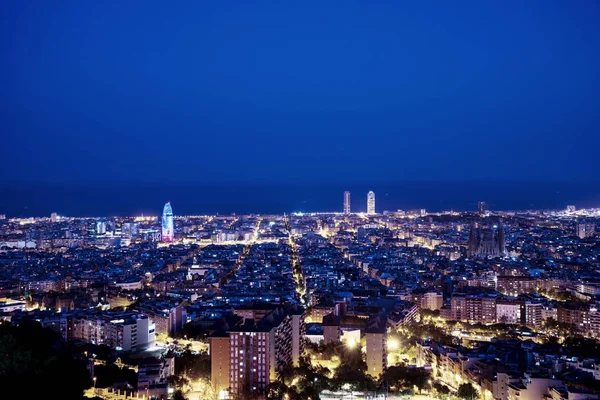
<box><xmin>2</xmin><ymin>1</ymin><xmax>599</xmax><ymax>184</ymax></box>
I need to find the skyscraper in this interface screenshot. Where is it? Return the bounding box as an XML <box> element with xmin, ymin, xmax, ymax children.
<box><xmin>343</xmin><ymin>191</ymin><xmax>351</xmax><ymax>214</ymax></box>
<box><xmin>96</xmin><ymin>220</ymin><xmax>106</xmax><ymax>235</ymax></box>
<box><xmin>367</xmin><ymin>191</ymin><xmax>375</xmax><ymax>215</ymax></box>
<box><xmin>478</xmin><ymin>201</ymin><xmax>488</xmax><ymax>215</ymax></box>
<box><xmin>162</xmin><ymin>202</ymin><xmax>174</xmax><ymax>242</ymax></box>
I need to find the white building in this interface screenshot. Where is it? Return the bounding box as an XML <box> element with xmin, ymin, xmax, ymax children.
<box><xmin>71</xmin><ymin>313</ymin><xmax>156</xmax><ymax>351</ymax></box>
<box><xmin>421</xmin><ymin>292</ymin><xmax>444</xmax><ymax>310</ymax></box>
<box><xmin>496</xmin><ymin>301</ymin><xmax>521</xmax><ymax>324</ymax></box>
<box><xmin>367</xmin><ymin>191</ymin><xmax>376</xmax><ymax>215</ymax></box>
<box><xmin>344</xmin><ymin>191</ymin><xmax>351</xmax><ymax>214</ymax></box>
<box><xmin>96</xmin><ymin>221</ymin><xmax>107</xmax><ymax>235</ymax></box>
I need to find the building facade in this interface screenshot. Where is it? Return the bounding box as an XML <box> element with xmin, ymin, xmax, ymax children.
<box><xmin>344</xmin><ymin>191</ymin><xmax>351</xmax><ymax>214</ymax></box>
<box><xmin>210</xmin><ymin>305</ymin><xmax>304</xmax><ymax>399</ymax></box>
<box><xmin>162</xmin><ymin>202</ymin><xmax>174</xmax><ymax>242</ymax></box>
<box><xmin>367</xmin><ymin>191</ymin><xmax>376</xmax><ymax>215</ymax></box>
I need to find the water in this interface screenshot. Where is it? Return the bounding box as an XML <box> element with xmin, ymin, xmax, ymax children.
<box><xmin>1</xmin><ymin>181</ymin><xmax>599</xmax><ymax>217</ymax></box>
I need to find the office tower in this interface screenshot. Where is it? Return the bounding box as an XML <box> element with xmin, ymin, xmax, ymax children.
<box><xmin>343</xmin><ymin>191</ymin><xmax>351</xmax><ymax>214</ymax></box>
<box><xmin>162</xmin><ymin>202</ymin><xmax>174</xmax><ymax>242</ymax></box>
<box><xmin>122</xmin><ymin>222</ymin><xmax>139</xmax><ymax>238</ymax></box>
<box><xmin>478</xmin><ymin>201</ymin><xmax>488</xmax><ymax>215</ymax></box>
<box><xmin>96</xmin><ymin>220</ymin><xmax>107</xmax><ymax>235</ymax></box>
<box><xmin>576</xmin><ymin>223</ymin><xmax>595</xmax><ymax>239</ymax></box>
<box><xmin>467</xmin><ymin>221</ymin><xmax>506</xmax><ymax>257</ymax></box>
<box><xmin>50</xmin><ymin>213</ymin><xmax>58</xmax><ymax>222</ymax></box>
<box><xmin>210</xmin><ymin>305</ymin><xmax>304</xmax><ymax>399</ymax></box>
<box><xmin>566</xmin><ymin>205</ymin><xmax>576</xmax><ymax>213</ymax></box>
<box><xmin>367</xmin><ymin>191</ymin><xmax>376</xmax><ymax>215</ymax></box>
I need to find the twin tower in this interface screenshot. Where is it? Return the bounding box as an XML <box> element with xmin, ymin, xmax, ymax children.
<box><xmin>343</xmin><ymin>191</ymin><xmax>376</xmax><ymax>215</ymax></box>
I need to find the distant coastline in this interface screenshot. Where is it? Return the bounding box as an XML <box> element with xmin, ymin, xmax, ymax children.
<box><xmin>1</xmin><ymin>181</ymin><xmax>599</xmax><ymax>218</ymax></box>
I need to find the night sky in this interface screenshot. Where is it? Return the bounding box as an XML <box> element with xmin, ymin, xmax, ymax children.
<box><xmin>2</xmin><ymin>1</ymin><xmax>600</xmax><ymax>185</ymax></box>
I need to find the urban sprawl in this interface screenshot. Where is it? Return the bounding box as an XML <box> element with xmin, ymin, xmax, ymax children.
<box><xmin>1</xmin><ymin>192</ymin><xmax>600</xmax><ymax>400</ymax></box>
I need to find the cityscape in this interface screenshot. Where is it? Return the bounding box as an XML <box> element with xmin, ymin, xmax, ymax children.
<box><xmin>2</xmin><ymin>1</ymin><xmax>600</xmax><ymax>400</ymax></box>
<box><xmin>2</xmin><ymin>193</ymin><xmax>600</xmax><ymax>400</ymax></box>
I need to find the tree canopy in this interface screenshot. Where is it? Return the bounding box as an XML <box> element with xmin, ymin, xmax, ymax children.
<box><xmin>456</xmin><ymin>382</ymin><xmax>479</xmax><ymax>400</ymax></box>
<box><xmin>0</xmin><ymin>321</ymin><xmax>92</xmax><ymax>399</ymax></box>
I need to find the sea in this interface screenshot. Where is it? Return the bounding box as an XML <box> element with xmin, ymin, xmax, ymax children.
<box><xmin>1</xmin><ymin>181</ymin><xmax>599</xmax><ymax>218</ymax></box>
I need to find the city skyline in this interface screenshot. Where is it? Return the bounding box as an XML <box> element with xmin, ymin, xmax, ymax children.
<box><xmin>2</xmin><ymin>201</ymin><xmax>600</xmax><ymax>400</ymax></box>
<box><xmin>2</xmin><ymin>2</ymin><xmax>600</xmax><ymax>400</ymax></box>
<box><xmin>4</xmin><ymin>180</ymin><xmax>600</xmax><ymax>218</ymax></box>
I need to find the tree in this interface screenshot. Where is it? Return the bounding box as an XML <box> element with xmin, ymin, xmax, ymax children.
<box><xmin>456</xmin><ymin>383</ymin><xmax>479</xmax><ymax>400</ymax></box>
<box><xmin>175</xmin><ymin>350</ymin><xmax>211</xmax><ymax>381</ymax></box>
<box><xmin>278</xmin><ymin>361</ymin><xmax>296</xmax><ymax>386</ymax></box>
<box><xmin>382</xmin><ymin>364</ymin><xmax>430</xmax><ymax>393</ymax></box>
<box><xmin>173</xmin><ymin>389</ymin><xmax>187</xmax><ymax>400</ymax></box>
<box><xmin>167</xmin><ymin>375</ymin><xmax>189</xmax><ymax>391</ymax></box>
<box><xmin>333</xmin><ymin>362</ymin><xmax>377</xmax><ymax>392</ymax></box>
<box><xmin>94</xmin><ymin>364</ymin><xmax>138</xmax><ymax>388</ymax></box>
<box><xmin>434</xmin><ymin>382</ymin><xmax>451</xmax><ymax>395</ymax></box>
<box><xmin>0</xmin><ymin>321</ymin><xmax>92</xmax><ymax>400</ymax></box>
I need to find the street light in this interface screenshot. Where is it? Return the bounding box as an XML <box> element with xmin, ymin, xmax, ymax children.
<box><xmin>93</xmin><ymin>377</ymin><xmax>97</xmax><ymax>389</ymax></box>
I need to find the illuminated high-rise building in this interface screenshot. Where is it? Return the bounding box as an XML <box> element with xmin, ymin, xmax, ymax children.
<box><xmin>367</xmin><ymin>191</ymin><xmax>375</xmax><ymax>215</ymax></box>
<box><xmin>478</xmin><ymin>201</ymin><xmax>488</xmax><ymax>215</ymax></box>
<box><xmin>162</xmin><ymin>202</ymin><xmax>174</xmax><ymax>242</ymax></box>
<box><xmin>96</xmin><ymin>220</ymin><xmax>106</xmax><ymax>235</ymax></box>
<box><xmin>343</xmin><ymin>191</ymin><xmax>351</xmax><ymax>214</ymax></box>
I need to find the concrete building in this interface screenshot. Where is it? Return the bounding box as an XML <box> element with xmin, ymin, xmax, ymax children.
<box><xmin>365</xmin><ymin>314</ymin><xmax>387</xmax><ymax>378</ymax></box>
<box><xmin>496</xmin><ymin>276</ymin><xmax>537</xmax><ymax>296</ymax></box>
<box><xmin>70</xmin><ymin>313</ymin><xmax>156</xmax><ymax>351</ymax></box>
<box><xmin>496</xmin><ymin>300</ymin><xmax>523</xmax><ymax>324</ymax></box>
<box><xmin>420</xmin><ymin>291</ymin><xmax>444</xmax><ymax>311</ymax></box>
<box><xmin>138</xmin><ymin>355</ymin><xmax>175</xmax><ymax>390</ymax></box>
<box><xmin>210</xmin><ymin>335</ymin><xmax>230</xmax><ymax>399</ymax></box>
<box><xmin>209</xmin><ymin>305</ymin><xmax>304</xmax><ymax>399</ymax></box>
<box><xmin>137</xmin><ymin>302</ymin><xmax>186</xmax><ymax>336</ymax></box>
<box><xmin>525</xmin><ymin>302</ymin><xmax>543</xmax><ymax>328</ymax></box>
<box><xmin>576</xmin><ymin>223</ymin><xmax>595</xmax><ymax>239</ymax></box>
<box><xmin>507</xmin><ymin>373</ymin><xmax>562</xmax><ymax>400</ymax></box>
<box><xmin>450</xmin><ymin>294</ymin><xmax>496</xmax><ymax>323</ymax></box>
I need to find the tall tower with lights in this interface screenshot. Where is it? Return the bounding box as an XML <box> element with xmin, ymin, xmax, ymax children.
<box><xmin>162</xmin><ymin>202</ymin><xmax>174</xmax><ymax>242</ymax></box>
<box><xmin>367</xmin><ymin>191</ymin><xmax>375</xmax><ymax>215</ymax></box>
<box><xmin>343</xmin><ymin>191</ymin><xmax>351</xmax><ymax>214</ymax></box>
